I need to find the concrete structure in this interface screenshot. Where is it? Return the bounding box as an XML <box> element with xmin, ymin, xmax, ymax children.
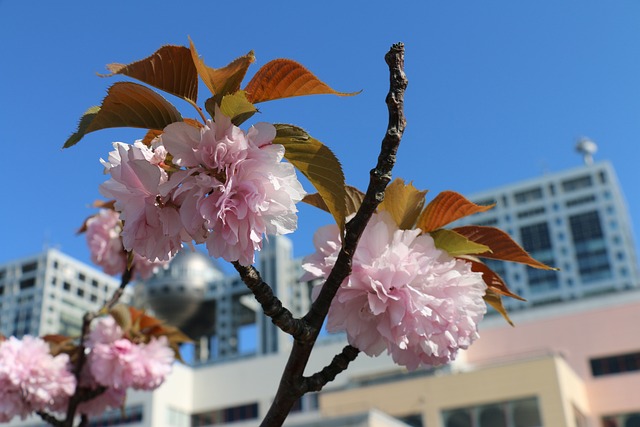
<box><xmin>0</xmin><ymin>248</ymin><xmax>123</xmax><ymax>338</ymax></box>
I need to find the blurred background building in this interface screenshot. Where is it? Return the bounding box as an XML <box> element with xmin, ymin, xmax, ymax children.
<box><xmin>3</xmin><ymin>156</ymin><xmax>640</xmax><ymax>427</ymax></box>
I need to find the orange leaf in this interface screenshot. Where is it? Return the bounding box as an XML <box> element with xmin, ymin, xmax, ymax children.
<box><xmin>189</xmin><ymin>38</ymin><xmax>254</xmax><ymax>97</ymax></box>
<box><xmin>102</xmin><ymin>45</ymin><xmax>199</xmax><ymax>103</ymax></box>
<box><xmin>244</xmin><ymin>59</ymin><xmax>360</xmax><ymax>104</ymax></box>
<box><xmin>418</xmin><ymin>191</ymin><xmax>494</xmax><ymax>233</ymax></box>
<box><xmin>465</xmin><ymin>258</ymin><xmax>526</xmax><ymax>301</ymax></box>
<box><xmin>454</xmin><ymin>226</ymin><xmax>557</xmax><ymax>270</ymax></box>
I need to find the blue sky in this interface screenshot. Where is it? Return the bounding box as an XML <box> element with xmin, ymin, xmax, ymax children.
<box><xmin>1</xmin><ymin>1</ymin><xmax>640</xmax><ymax>268</ymax></box>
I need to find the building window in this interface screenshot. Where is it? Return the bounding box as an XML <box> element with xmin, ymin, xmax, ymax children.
<box><xmin>442</xmin><ymin>397</ymin><xmax>541</xmax><ymax>427</ymax></box>
<box><xmin>191</xmin><ymin>402</ymin><xmax>258</xmax><ymax>426</ymax></box>
<box><xmin>520</xmin><ymin>223</ymin><xmax>558</xmax><ymax>291</ymax></box>
<box><xmin>514</xmin><ymin>187</ymin><xmax>543</xmax><ymax>204</ymax></box>
<box><xmin>87</xmin><ymin>404</ymin><xmax>143</xmax><ymax>426</ymax></box>
<box><xmin>22</xmin><ymin>262</ymin><xmax>38</xmax><ymax>273</ymax></box>
<box><xmin>602</xmin><ymin>412</ymin><xmax>640</xmax><ymax>427</ymax></box>
<box><xmin>566</xmin><ymin>195</ymin><xmax>596</xmax><ymax>207</ymax></box>
<box><xmin>570</xmin><ymin>211</ymin><xmax>612</xmax><ymax>282</ymax></box>
<box><xmin>517</xmin><ymin>207</ymin><xmax>546</xmax><ymax>219</ymax></box>
<box><xmin>591</xmin><ymin>351</ymin><xmax>640</xmax><ymax>377</ymax></box>
<box><xmin>20</xmin><ymin>277</ymin><xmax>36</xmax><ymax>290</ymax></box>
<box><xmin>562</xmin><ymin>175</ymin><xmax>593</xmax><ymax>192</ymax></box>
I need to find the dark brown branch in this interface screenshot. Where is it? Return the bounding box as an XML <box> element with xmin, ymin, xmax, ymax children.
<box><xmin>233</xmin><ymin>262</ymin><xmax>311</xmax><ymax>340</ymax></box>
<box><xmin>303</xmin><ymin>345</ymin><xmax>360</xmax><ymax>392</ymax></box>
<box><xmin>259</xmin><ymin>43</ymin><xmax>408</xmax><ymax>427</ymax></box>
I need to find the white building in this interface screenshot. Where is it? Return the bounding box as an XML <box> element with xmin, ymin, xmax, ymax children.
<box><xmin>0</xmin><ymin>248</ymin><xmax>123</xmax><ymax>339</ymax></box>
<box><xmin>455</xmin><ymin>160</ymin><xmax>639</xmax><ymax>310</ymax></box>
<box><xmin>5</xmin><ymin>160</ymin><xmax>640</xmax><ymax>427</ymax></box>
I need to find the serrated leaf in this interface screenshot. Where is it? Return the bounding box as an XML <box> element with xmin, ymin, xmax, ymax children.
<box><xmin>219</xmin><ymin>91</ymin><xmax>257</xmax><ymax>125</ymax></box>
<box><xmin>431</xmin><ymin>229</ymin><xmax>491</xmax><ymax>256</ymax></box>
<box><xmin>64</xmin><ymin>82</ymin><xmax>182</xmax><ymax>148</ymax></box>
<box><xmin>244</xmin><ymin>59</ymin><xmax>360</xmax><ymax>104</ymax></box>
<box><xmin>463</xmin><ymin>257</ymin><xmax>525</xmax><ymax>301</ymax></box>
<box><xmin>274</xmin><ymin>124</ymin><xmax>346</xmax><ymax>232</ymax></box>
<box><xmin>484</xmin><ymin>288</ymin><xmax>514</xmax><ymax>326</ymax></box>
<box><xmin>63</xmin><ymin>106</ymin><xmax>100</xmax><ymax>148</ymax></box>
<box><xmin>189</xmin><ymin>38</ymin><xmax>254</xmax><ymax>99</ymax></box>
<box><xmin>418</xmin><ymin>191</ymin><xmax>495</xmax><ymax>233</ymax></box>
<box><xmin>302</xmin><ymin>185</ymin><xmax>365</xmax><ymax>217</ymax></box>
<box><xmin>102</xmin><ymin>45</ymin><xmax>199</xmax><ymax>103</ymax></box>
<box><xmin>379</xmin><ymin>178</ymin><xmax>427</xmax><ymax>229</ymax></box>
<box><xmin>454</xmin><ymin>225</ymin><xmax>557</xmax><ymax>270</ymax></box>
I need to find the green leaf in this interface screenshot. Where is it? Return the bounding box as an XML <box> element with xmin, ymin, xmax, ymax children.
<box><xmin>431</xmin><ymin>229</ymin><xmax>491</xmax><ymax>256</ymax></box>
<box><xmin>302</xmin><ymin>185</ymin><xmax>365</xmax><ymax>217</ymax></box>
<box><xmin>418</xmin><ymin>191</ymin><xmax>495</xmax><ymax>233</ymax></box>
<box><xmin>219</xmin><ymin>91</ymin><xmax>257</xmax><ymax>126</ymax></box>
<box><xmin>244</xmin><ymin>58</ymin><xmax>360</xmax><ymax>104</ymax></box>
<box><xmin>64</xmin><ymin>82</ymin><xmax>182</xmax><ymax>148</ymax></box>
<box><xmin>101</xmin><ymin>45</ymin><xmax>199</xmax><ymax>103</ymax></box>
<box><xmin>64</xmin><ymin>106</ymin><xmax>100</xmax><ymax>148</ymax></box>
<box><xmin>274</xmin><ymin>124</ymin><xmax>346</xmax><ymax>232</ymax></box>
<box><xmin>379</xmin><ymin>178</ymin><xmax>427</xmax><ymax>229</ymax></box>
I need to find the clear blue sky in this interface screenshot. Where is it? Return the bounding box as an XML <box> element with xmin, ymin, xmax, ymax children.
<box><xmin>1</xmin><ymin>1</ymin><xmax>640</xmax><ymax>268</ymax></box>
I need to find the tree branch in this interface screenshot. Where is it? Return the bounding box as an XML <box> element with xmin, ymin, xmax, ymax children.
<box><xmin>259</xmin><ymin>43</ymin><xmax>408</xmax><ymax>427</ymax></box>
<box><xmin>232</xmin><ymin>262</ymin><xmax>311</xmax><ymax>340</ymax></box>
<box><xmin>303</xmin><ymin>345</ymin><xmax>360</xmax><ymax>392</ymax></box>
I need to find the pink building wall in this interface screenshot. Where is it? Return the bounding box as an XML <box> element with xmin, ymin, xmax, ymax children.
<box><xmin>463</xmin><ymin>292</ymin><xmax>640</xmax><ymax>418</ymax></box>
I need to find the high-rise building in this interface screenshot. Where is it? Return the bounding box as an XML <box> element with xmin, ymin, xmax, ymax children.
<box><xmin>0</xmin><ymin>248</ymin><xmax>123</xmax><ymax>339</ymax></box>
<box><xmin>455</xmin><ymin>160</ymin><xmax>639</xmax><ymax>310</ymax></box>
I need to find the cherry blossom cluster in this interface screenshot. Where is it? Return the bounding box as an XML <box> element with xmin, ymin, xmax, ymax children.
<box><xmin>0</xmin><ymin>316</ymin><xmax>174</xmax><ymax>422</ymax></box>
<box><xmin>302</xmin><ymin>211</ymin><xmax>487</xmax><ymax>371</ymax></box>
<box><xmin>99</xmin><ymin>109</ymin><xmax>305</xmax><ymax>266</ymax></box>
<box><xmin>85</xmin><ymin>209</ymin><xmax>168</xmax><ymax>279</ymax></box>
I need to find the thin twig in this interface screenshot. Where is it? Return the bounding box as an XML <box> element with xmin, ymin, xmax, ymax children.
<box><xmin>303</xmin><ymin>345</ymin><xmax>360</xmax><ymax>392</ymax></box>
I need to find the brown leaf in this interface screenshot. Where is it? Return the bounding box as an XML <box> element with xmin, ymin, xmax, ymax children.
<box><xmin>102</xmin><ymin>45</ymin><xmax>199</xmax><ymax>103</ymax></box>
<box><xmin>454</xmin><ymin>225</ymin><xmax>557</xmax><ymax>270</ymax></box>
<box><xmin>464</xmin><ymin>257</ymin><xmax>526</xmax><ymax>301</ymax></box>
<box><xmin>302</xmin><ymin>185</ymin><xmax>365</xmax><ymax>217</ymax></box>
<box><xmin>418</xmin><ymin>191</ymin><xmax>494</xmax><ymax>233</ymax></box>
<box><xmin>64</xmin><ymin>82</ymin><xmax>182</xmax><ymax>148</ymax></box>
<box><xmin>484</xmin><ymin>289</ymin><xmax>515</xmax><ymax>326</ymax></box>
<box><xmin>245</xmin><ymin>59</ymin><xmax>360</xmax><ymax>104</ymax></box>
<box><xmin>379</xmin><ymin>178</ymin><xmax>427</xmax><ymax>229</ymax></box>
<box><xmin>189</xmin><ymin>38</ymin><xmax>254</xmax><ymax>97</ymax></box>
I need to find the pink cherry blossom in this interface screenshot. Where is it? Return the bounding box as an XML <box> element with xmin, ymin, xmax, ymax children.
<box><xmin>99</xmin><ymin>142</ymin><xmax>183</xmax><ymax>262</ymax></box>
<box><xmin>85</xmin><ymin>209</ymin><xmax>168</xmax><ymax>279</ymax></box>
<box><xmin>87</xmin><ymin>316</ymin><xmax>174</xmax><ymax>391</ymax></box>
<box><xmin>0</xmin><ymin>336</ymin><xmax>76</xmax><ymax>421</ymax></box>
<box><xmin>131</xmin><ymin>336</ymin><xmax>174</xmax><ymax>390</ymax></box>
<box><xmin>160</xmin><ymin>112</ymin><xmax>305</xmax><ymax>265</ymax></box>
<box><xmin>302</xmin><ymin>211</ymin><xmax>487</xmax><ymax>371</ymax></box>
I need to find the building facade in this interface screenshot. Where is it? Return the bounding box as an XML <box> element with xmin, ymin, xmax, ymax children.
<box><xmin>4</xmin><ymin>160</ymin><xmax>640</xmax><ymax>427</ymax></box>
<box><xmin>0</xmin><ymin>248</ymin><xmax>123</xmax><ymax>339</ymax></box>
<box><xmin>455</xmin><ymin>161</ymin><xmax>639</xmax><ymax>310</ymax></box>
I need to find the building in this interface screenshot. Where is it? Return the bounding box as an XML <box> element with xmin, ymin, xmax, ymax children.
<box><xmin>5</xmin><ymin>160</ymin><xmax>640</xmax><ymax>427</ymax></box>
<box><xmin>0</xmin><ymin>248</ymin><xmax>123</xmax><ymax>338</ymax></box>
<box><xmin>455</xmin><ymin>160</ymin><xmax>640</xmax><ymax>310</ymax></box>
